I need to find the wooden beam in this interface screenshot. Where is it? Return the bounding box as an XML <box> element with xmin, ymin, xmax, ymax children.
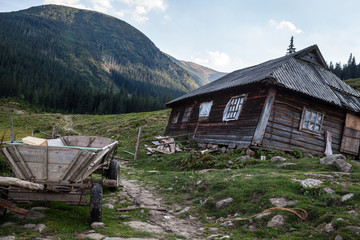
<box><xmin>2</xmin><ymin>148</ymin><xmax>26</xmax><ymax>179</ymax></box>
<box><xmin>0</xmin><ymin>176</ymin><xmax>44</xmax><ymax>190</ymax></box>
<box><xmin>134</xmin><ymin>127</ymin><xmax>142</xmax><ymax>161</ymax></box>
<box><xmin>252</xmin><ymin>88</ymin><xmax>277</xmax><ymax>145</ymax></box>
<box><xmin>13</xmin><ymin>146</ymin><xmax>33</xmax><ymax>179</ymax></box>
<box><xmin>10</xmin><ymin>116</ymin><xmax>14</xmax><ymax>143</ymax></box>
<box><xmin>0</xmin><ymin>197</ymin><xmax>28</xmax><ymax>216</ymax></box>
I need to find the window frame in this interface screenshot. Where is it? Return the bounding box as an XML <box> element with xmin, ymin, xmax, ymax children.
<box><xmin>182</xmin><ymin>105</ymin><xmax>193</xmax><ymax>123</ymax></box>
<box><xmin>222</xmin><ymin>94</ymin><xmax>247</xmax><ymax>122</ymax></box>
<box><xmin>299</xmin><ymin>107</ymin><xmax>324</xmax><ymax>134</ymax></box>
<box><xmin>198</xmin><ymin>101</ymin><xmax>213</xmax><ymax>121</ymax></box>
<box><xmin>171</xmin><ymin>111</ymin><xmax>180</xmax><ymax>124</ymax></box>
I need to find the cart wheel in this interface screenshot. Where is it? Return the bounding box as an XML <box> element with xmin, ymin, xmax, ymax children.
<box><xmin>108</xmin><ymin>159</ymin><xmax>120</xmax><ymax>191</ymax></box>
<box><xmin>90</xmin><ymin>184</ymin><xmax>102</xmax><ymax>223</ymax></box>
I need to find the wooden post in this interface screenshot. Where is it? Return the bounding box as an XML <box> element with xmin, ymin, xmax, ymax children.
<box><xmin>10</xmin><ymin>116</ymin><xmax>14</xmax><ymax>143</ymax></box>
<box><xmin>52</xmin><ymin>126</ymin><xmax>56</xmax><ymax>139</ymax></box>
<box><xmin>134</xmin><ymin>127</ymin><xmax>142</xmax><ymax>161</ymax></box>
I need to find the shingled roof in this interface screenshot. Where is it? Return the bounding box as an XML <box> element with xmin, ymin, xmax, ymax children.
<box><xmin>166</xmin><ymin>45</ymin><xmax>360</xmax><ymax>112</ymax></box>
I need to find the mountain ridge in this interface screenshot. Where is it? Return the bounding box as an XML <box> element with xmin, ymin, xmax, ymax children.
<box><xmin>0</xmin><ymin>5</ymin><xmax>200</xmax><ymax>113</ymax></box>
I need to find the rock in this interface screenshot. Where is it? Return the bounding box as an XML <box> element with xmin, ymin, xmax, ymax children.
<box><xmin>1</xmin><ymin>222</ymin><xmax>14</xmax><ymax>227</ymax></box>
<box><xmin>207</xmin><ymin>144</ymin><xmax>218</xmax><ymax>149</ymax></box>
<box><xmin>196</xmin><ymin>180</ymin><xmax>202</xmax><ymax>185</ymax></box>
<box><xmin>85</xmin><ymin>233</ymin><xmax>107</xmax><ymax>240</ymax></box>
<box><xmin>103</xmin><ymin>203</ymin><xmax>114</xmax><ymax>209</ymax></box>
<box><xmin>117</xmin><ymin>215</ymin><xmax>130</xmax><ymax>220</ymax></box>
<box><xmin>320</xmin><ymin>154</ymin><xmax>352</xmax><ymax>173</ymax></box>
<box><xmin>35</xmin><ymin>223</ymin><xmax>46</xmax><ymax>232</ymax></box>
<box><xmin>27</xmin><ymin>209</ymin><xmax>46</xmax><ymax>219</ymax></box>
<box><xmin>220</xmin><ymin>221</ymin><xmax>234</xmax><ymax>228</ymax></box>
<box><xmin>177</xmin><ymin>206</ymin><xmax>190</xmax><ymax>215</ymax></box>
<box><xmin>324</xmin><ymin>223</ymin><xmax>334</xmax><ymax>233</ymax></box>
<box><xmin>304</xmin><ymin>173</ymin><xmax>334</xmax><ymax>180</ymax></box>
<box><xmin>91</xmin><ymin>222</ymin><xmax>105</xmax><ymax>229</ymax></box>
<box><xmin>300</xmin><ymin>179</ymin><xmax>323</xmax><ymax>189</ymax></box>
<box><xmin>221</xmin><ymin>147</ymin><xmax>227</xmax><ymax>153</ymax></box>
<box><xmin>270</xmin><ymin>156</ymin><xmax>287</xmax><ymax>163</ymax></box>
<box><xmin>236</xmin><ymin>155</ymin><xmax>251</xmax><ymax>162</ymax></box>
<box><xmin>267</xmin><ymin>214</ymin><xmax>286</xmax><ymax>228</ymax></box>
<box><xmin>197</xmin><ymin>169</ymin><xmax>213</xmax><ymax>174</ymax></box>
<box><xmin>24</xmin><ymin>223</ymin><xmax>36</xmax><ymax>229</ymax></box>
<box><xmin>341</xmin><ymin>193</ymin><xmax>354</xmax><ymax>202</ymax></box>
<box><xmin>246</xmin><ymin>148</ymin><xmax>255</xmax><ymax>157</ymax></box>
<box><xmin>323</xmin><ymin>187</ymin><xmax>335</xmax><ymax>194</ymax></box>
<box><xmin>216</xmin><ymin>198</ymin><xmax>233</xmax><ymax>209</ymax></box>
<box><xmin>123</xmin><ymin>221</ymin><xmax>164</xmax><ymax>234</ymax></box>
<box><xmin>320</xmin><ymin>154</ymin><xmax>346</xmax><ymax>165</ymax></box>
<box><xmin>0</xmin><ymin>237</ymin><xmax>15</xmax><ymax>240</ymax></box>
<box><xmin>334</xmin><ymin>235</ymin><xmax>343</xmax><ymax>240</ymax></box>
<box><xmin>269</xmin><ymin>198</ymin><xmax>298</xmax><ymax>207</ymax></box>
<box><xmin>333</xmin><ymin>160</ymin><xmax>352</xmax><ymax>173</ymax></box>
<box><xmin>249</xmin><ymin>225</ymin><xmax>257</xmax><ymax>232</ymax></box>
<box><xmin>104</xmin><ymin>238</ymin><xmax>158</xmax><ymax>240</ymax></box>
<box><xmin>348</xmin><ymin>210</ymin><xmax>358</xmax><ymax>216</ymax></box>
<box><xmin>350</xmin><ymin>160</ymin><xmax>360</xmax><ymax>167</ymax></box>
<box><xmin>346</xmin><ymin>226</ymin><xmax>360</xmax><ymax>234</ymax></box>
<box><xmin>276</xmin><ymin>163</ymin><xmax>297</xmax><ymax>168</ymax></box>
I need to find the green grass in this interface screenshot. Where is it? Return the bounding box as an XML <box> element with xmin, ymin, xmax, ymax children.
<box><xmin>1</xmin><ymin>101</ymin><xmax>360</xmax><ymax>239</ymax></box>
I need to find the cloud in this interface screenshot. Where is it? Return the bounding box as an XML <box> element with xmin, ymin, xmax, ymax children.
<box><xmin>43</xmin><ymin>0</ymin><xmax>85</xmax><ymax>9</ymax></box>
<box><xmin>269</xmin><ymin>19</ymin><xmax>302</xmax><ymax>34</ymax></box>
<box><xmin>191</xmin><ymin>51</ymin><xmax>232</xmax><ymax>71</ymax></box>
<box><xmin>91</xmin><ymin>0</ymin><xmax>113</xmax><ymax>13</ymax></box>
<box><xmin>120</xmin><ymin>0</ymin><xmax>167</xmax><ymax>23</ymax></box>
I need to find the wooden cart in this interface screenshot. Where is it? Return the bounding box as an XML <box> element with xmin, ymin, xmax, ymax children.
<box><xmin>0</xmin><ymin>136</ymin><xmax>119</xmax><ymax>222</ymax></box>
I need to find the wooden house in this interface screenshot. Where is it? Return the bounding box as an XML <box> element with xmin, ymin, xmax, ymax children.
<box><xmin>165</xmin><ymin>45</ymin><xmax>360</xmax><ymax>156</ymax></box>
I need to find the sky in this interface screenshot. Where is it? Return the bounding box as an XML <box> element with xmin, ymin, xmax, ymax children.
<box><xmin>1</xmin><ymin>0</ymin><xmax>360</xmax><ymax>73</ymax></box>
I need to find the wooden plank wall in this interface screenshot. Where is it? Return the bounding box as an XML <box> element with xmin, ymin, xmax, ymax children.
<box><xmin>262</xmin><ymin>91</ymin><xmax>346</xmax><ymax>155</ymax></box>
<box><xmin>166</xmin><ymin>86</ymin><xmax>268</xmax><ymax>146</ymax></box>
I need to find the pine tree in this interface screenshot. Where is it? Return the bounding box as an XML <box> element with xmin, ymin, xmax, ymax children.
<box><xmin>286</xmin><ymin>36</ymin><xmax>296</xmax><ymax>55</ymax></box>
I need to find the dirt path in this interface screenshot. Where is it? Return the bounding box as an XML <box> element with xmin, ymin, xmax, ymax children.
<box><xmin>117</xmin><ymin>164</ymin><xmax>204</xmax><ymax>239</ymax></box>
<box><xmin>63</xmin><ymin>115</ymin><xmax>80</xmax><ymax>135</ymax></box>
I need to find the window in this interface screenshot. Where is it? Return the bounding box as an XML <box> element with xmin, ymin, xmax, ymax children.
<box><xmin>199</xmin><ymin>101</ymin><xmax>213</xmax><ymax>120</ymax></box>
<box><xmin>182</xmin><ymin>106</ymin><xmax>193</xmax><ymax>122</ymax></box>
<box><xmin>300</xmin><ymin>108</ymin><xmax>324</xmax><ymax>133</ymax></box>
<box><xmin>223</xmin><ymin>95</ymin><xmax>246</xmax><ymax>121</ymax></box>
<box><xmin>172</xmin><ymin>111</ymin><xmax>180</xmax><ymax>124</ymax></box>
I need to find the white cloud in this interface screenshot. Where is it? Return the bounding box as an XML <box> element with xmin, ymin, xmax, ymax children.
<box><xmin>91</xmin><ymin>0</ymin><xmax>113</xmax><ymax>13</ymax></box>
<box><xmin>208</xmin><ymin>51</ymin><xmax>230</xmax><ymax>67</ymax></box>
<box><xmin>119</xmin><ymin>0</ymin><xmax>167</xmax><ymax>23</ymax></box>
<box><xmin>191</xmin><ymin>51</ymin><xmax>233</xmax><ymax>71</ymax></box>
<box><xmin>269</xmin><ymin>19</ymin><xmax>302</xmax><ymax>34</ymax></box>
<box><xmin>43</xmin><ymin>0</ymin><xmax>85</xmax><ymax>9</ymax></box>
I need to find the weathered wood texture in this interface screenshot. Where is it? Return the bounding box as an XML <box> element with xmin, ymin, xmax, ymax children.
<box><xmin>340</xmin><ymin>113</ymin><xmax>360</xmax><ymax>154</ymax></box>
<box><xmin>262</xmin><ymin>91</ymin><xmax>346</xmax><ymax>155</ymax></box>
<box><xmin>166</xmin><ymin>86</ymin><xmax>268</xmax><ymax>146</ymax></box>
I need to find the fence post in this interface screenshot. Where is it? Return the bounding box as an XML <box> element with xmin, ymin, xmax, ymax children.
<box><xmin>134</xmin><ymin>127</ymin><xmax>142</xmax><ymax>161</ymax></box>
<box><xmin>10</xmin><ymin>116</ymin><xmax>14</xmax><ymax>143</ymax></box>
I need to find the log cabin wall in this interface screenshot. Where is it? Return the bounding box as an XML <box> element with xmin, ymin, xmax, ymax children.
<box><xmin>166</xmin><ymin>85</ymin><xmax>269</xmax><ymax>146</ymax></box>
<box><xmin>262</xmin><ymin>90</ymin><xmax>346</xmax><ymax>155</ymax></box>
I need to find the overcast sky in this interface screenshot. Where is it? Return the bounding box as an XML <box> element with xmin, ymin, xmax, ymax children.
<box><xmin>1</xmin><ymin>0</ymin><xmax>360</xmax><ymax>73</ymax></box>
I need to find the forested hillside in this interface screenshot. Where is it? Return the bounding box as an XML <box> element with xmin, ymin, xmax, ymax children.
<box><xmin>0</xmin><ymin>5</ymin><xmax>199</xmax><ymax>114</ymax></box>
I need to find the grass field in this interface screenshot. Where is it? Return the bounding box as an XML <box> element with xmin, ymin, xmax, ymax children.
<box><xmin>0</xmin><ymin>100</ymin><xmax>360</xmax><ymax>239</ymax></box>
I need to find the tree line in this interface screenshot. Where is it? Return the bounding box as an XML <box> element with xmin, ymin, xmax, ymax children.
<box><xmin>329</xmin><ymin>54</ymin><xmax>360</xmax><ymax>80</ymax></box>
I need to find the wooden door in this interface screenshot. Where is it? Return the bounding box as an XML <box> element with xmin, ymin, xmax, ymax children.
<box><xmin>340</xmin><ymin>113</ymin><xmax>360</xmax><ymax>155</ymax></box>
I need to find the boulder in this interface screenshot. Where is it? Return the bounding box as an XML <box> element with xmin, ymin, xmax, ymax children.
<box><xmin>270</xmin><ymin>156</ymin><xmax>287</xmax><ymax>163</ymax></box>
<box><xmin>323</xmin><ymin>187</ymin><xmax>335</xmax><ymax>194</ymax></box>
<box><xmin>35</xmin><ymin>224</ymin><xmax>46</xmax><ymax>233</ymax></box>
<box><xmin>269</xmin><ymin>198</ymin><xmax>298</xmax><ymax>207</ymax></box>
<box><xmin>91</xmin><ymin>222</ymin><xmax>105</xmax><ymax>229</ymax></box>
<box><xmin>320</xmin><ymin>154</ymin><xmax>352</xmax><ymax>173</ymax></box>
<box><xmin>216</xmin><ymin>198</ymin><xmax>233</xmax><ymax>209</ymax></box>
<box><xmin>300</xmin><ymin>179</ymin><xmax>323</xmax><ymax>189</ymax></box>
<box><xmin>236</xmin><ymin>155</ymin><xmax>251</xmax><ymax>162</ymax></box>
<box><xmin>341</xmin><ymin>193</ymin><xmax>354</xmax><ymax>202</ymax></box>
<box><xmin>324</xmin><ymin>223</ymin><xmax>334</xmax><ymax>233</ymax></box>
<box><xmin>267</xmin><ymin>215</ymin><xmax>286</xmax><ymax>228</ymax></box>
<box><xmin>334</xmin><ymin>235</ymin><xmax>343</xmax><ymax>240</ymax></box>
<box><xmin>276</xmin><ymin>163</ymin><xmax>297</xmax><ymax>169</ymax></box>
<box><xmin>103</xmin><ymin>203</ymin><xmax>114</xmax><ymax>209</ymax></box>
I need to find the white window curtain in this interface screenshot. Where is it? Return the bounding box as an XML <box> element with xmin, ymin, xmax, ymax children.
<box><xmin>199</xmin><ymin>101</ymin><xmax>213</xmax><ymax>118</ymax></box>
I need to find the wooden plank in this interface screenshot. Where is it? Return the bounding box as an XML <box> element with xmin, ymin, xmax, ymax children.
<box><xmin>134</xmin><ymin>127</ymin><xmax>142</xmax><ymax>161</ymax></box>
<box><xmin>0</xmin><ymin>197</ymin><xmax>28</xmax><ymax>216</ymax></box>
<box><xmin>2</xmin><ymin>147</ymin><xmax>26</xmax><ymax>179</ymax></box>
<box><xmin>59</xmin><ymin>151</ymin><xmax>82</xmax><ymax>181</ymax></box>
<box><xmin>340</xmin><ymin>135</ymin><xmax>360</xmax><ymax>155</ymax></box>
<box><xmin>345</xmin><ymin>113</ymin><xmax>360</xmax><ymax>130</ymax></box>
<box><xmin>13</xmin><ymin>146</ymin><xmax>33</xmax><ymax>179</ymax></box>
<box><xmin>10</xmin><ymin>116</ymin><xmax>14</xmax><ymax>143</ymax></box>
<box><xmin>325</xmin><ymin>131</ymin><xmax>333</xmax><ymax>156</ymax></box>
<box><xmin>252</xmin><ymin>88</ymin><xmax>277</xmax><ymax>145</ymax></box>
<box><xmin>8</xmin><ymin>190</ymin><xmax>87</xmax><ymax>203</ymax></box>
<box><xmin>22</xmin><ymin>136</ymin><xmax>47</xmax><ymax>146</ymax></box>
<box><xmin>66</xmin><ymin>152</ymin><xmax>93</xmax><ymax>182</ymax></box>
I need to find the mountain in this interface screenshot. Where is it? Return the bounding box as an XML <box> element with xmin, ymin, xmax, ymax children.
<box><xmin>0</xmin><ymin>5</ymin><xmax>199</xmax><ymax>113</ymax></box>
<box><xmin>165</xmin><ymin>53</ymin><xmax>227</xmax><ymax>86</ymax></box>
